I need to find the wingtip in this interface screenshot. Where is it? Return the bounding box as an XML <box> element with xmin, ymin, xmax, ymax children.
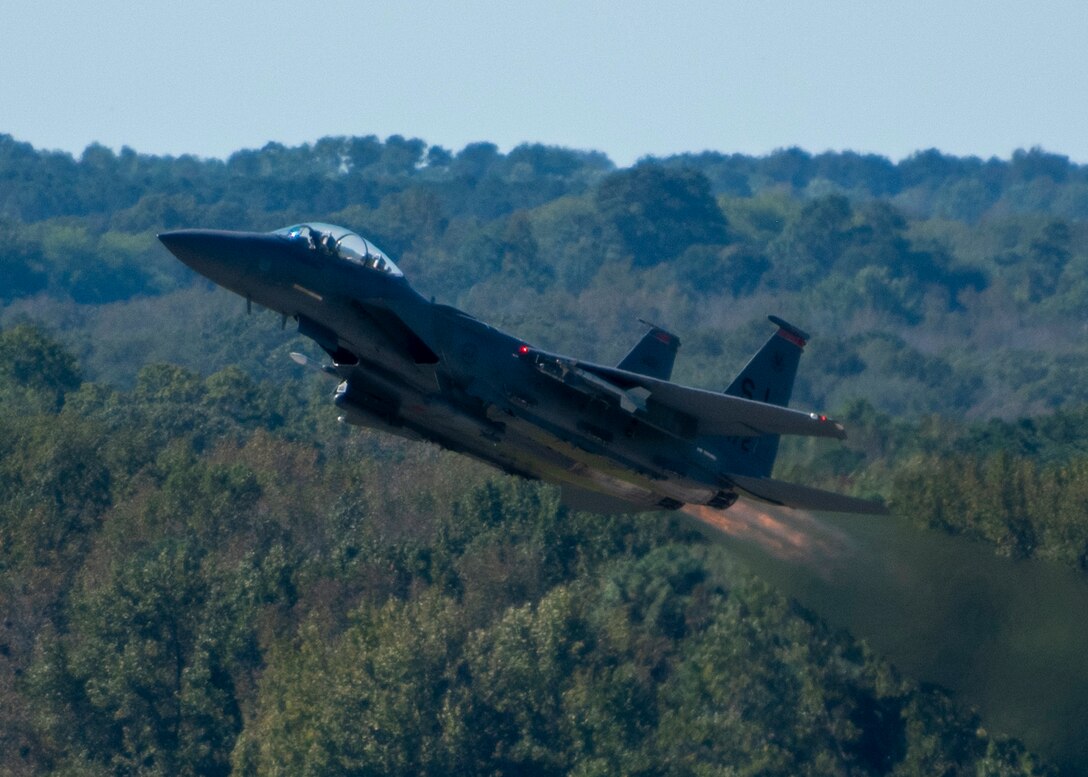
<box><xmin>810</xmin><ymin>412</ymin><xmax>847</xmax><ymax>440</ymax></box>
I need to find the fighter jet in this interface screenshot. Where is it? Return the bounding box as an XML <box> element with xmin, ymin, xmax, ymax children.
<box><xmin>159</xmin><ymin>222</ymin><xmax>884</xmax><ymax>515</ymax></box>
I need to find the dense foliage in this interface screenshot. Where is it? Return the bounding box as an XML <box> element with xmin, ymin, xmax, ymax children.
<box><xmin>0</xmin><ymin>330</ymin><xmax>1051</xmax><ymax>775</ymax></box>
<box><xmin>3</xmin><ymin>134</ymin><xmax>1088</xmax><ymax>773</ymax></box>
<box><xmin>3</xmin><ymin>134</ymin><xmax>1088</xmax><ymax>422</ymax></box>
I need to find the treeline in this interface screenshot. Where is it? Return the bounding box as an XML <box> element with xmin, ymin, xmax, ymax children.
<box><xmin>4</xmin><ymin>134</ymin><xmax>1086</xmax><ymax>224</ymax></box>
<box><xmin>0</xmin><ymin>326</ymin><xmax>1051</xmax><ymax>776</ymax></box>
<box><xmin>3</xmin><ymin>134</ymin><xmax>1088</xmax><ymax>422</ymax></box>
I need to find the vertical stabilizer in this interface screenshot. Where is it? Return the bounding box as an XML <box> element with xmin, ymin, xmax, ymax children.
<box><xmin>724</xmin><ymin>315</ymin><xmax>807</xmax><ymax>406</ymax></box>
<box><xmin>617</xmin><ymin>321</ymin><xmax>680</xmax><ymax>380</ymax></box>
<box><xmin>710</xmin><ymin>316</ymin><xmax>809</xmax><ymax>478</ymax></box>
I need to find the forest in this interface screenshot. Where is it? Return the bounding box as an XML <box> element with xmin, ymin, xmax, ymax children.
<box><xmin>3</xmin><ymin>133</ymin><xmax>1088</xmax><ymax>774</ymax></box>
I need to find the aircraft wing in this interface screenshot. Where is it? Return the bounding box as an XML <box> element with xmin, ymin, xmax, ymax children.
<box><xmin>523</xmin><ymin>349</ymin><xmax>846</xmax><ymax>440</ymax></box>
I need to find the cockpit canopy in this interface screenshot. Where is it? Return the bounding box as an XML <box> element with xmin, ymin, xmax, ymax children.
<box><xmin>275</xmin><ymin>223</ymin><xmax>403</xmax><ymax>277</ymax></box>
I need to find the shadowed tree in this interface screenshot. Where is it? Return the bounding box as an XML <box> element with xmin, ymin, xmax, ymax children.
<box><xmin>596</xmin><ymin>165</ymin><xmax>729</xmax><ymax>267</ymax></box>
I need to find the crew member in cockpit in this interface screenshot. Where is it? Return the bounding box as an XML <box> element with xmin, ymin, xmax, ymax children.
<box><xmin>319</xmin><ymin>232</ymin><xmax>337</xmax><ymax>255</ymax></box>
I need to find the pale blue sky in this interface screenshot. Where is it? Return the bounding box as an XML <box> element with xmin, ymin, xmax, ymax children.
<box><xmin>3</xmin><ymin>0</ymin><xmax>1086</xmax><ymax>166</ymax></box>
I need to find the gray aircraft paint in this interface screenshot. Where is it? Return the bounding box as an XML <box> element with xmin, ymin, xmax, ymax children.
<box><xmin>160</xmin><ymin>222</ymin><xmax>882</xmax><ymax>516</ymax></box>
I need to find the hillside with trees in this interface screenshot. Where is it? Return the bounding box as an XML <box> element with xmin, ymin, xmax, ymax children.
<box><xmin>3</xmin><ymin>134</ymin><xmax>1088</xmax><ymax>420</ymax></box>
<box><xmin>0</xmin><ymin>327</ymin><xmax>1053</xmax><ymax>776</ymax></box>
<box><xmin>2</xmin><ymin>133</ymin><xmax>1087</xmax><ymax>774</ymax></box>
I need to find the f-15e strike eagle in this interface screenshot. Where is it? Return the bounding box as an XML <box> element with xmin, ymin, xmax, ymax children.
<box><xmin>160</xmin><ymin>222</ymin><xmax>884</xmax><ymax>515</ymax></box>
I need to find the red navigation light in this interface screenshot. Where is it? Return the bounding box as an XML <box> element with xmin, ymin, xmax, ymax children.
<box><xmin>518</xmin><ymin>345</ymin><xmax>530</xmax><ymax>355</ymax></box>
<box><xmin>819</xmin><ymin>415</ymin><xmax>827</xmax><ymax>422</ymax></box>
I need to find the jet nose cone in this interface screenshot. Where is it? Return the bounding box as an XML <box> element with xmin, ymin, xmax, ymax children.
<box><xmin>159</xmin><ymin>228</ymin><xmax>294</xmax><ymax>301</ymax></box>
<box><xmin>158</xmin><ymin>228</ymin><xmax>275</xmax><ymax>290</ymax></box>
<box><xmin>158</xmin><ymin>225</ymin><xmax>238</xmax><ymax>267</ymax></box>
<box><xmin>158</xmin><ymin>229</ymin><xmax>224</xmax><ymax>273</ymax></box>
<box><xmin>157</xmin><ymin>229</ymin><xmax>193</xmax><ymax>249</ymax></box>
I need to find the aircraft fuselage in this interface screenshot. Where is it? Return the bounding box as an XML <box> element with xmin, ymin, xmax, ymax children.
<box><xmin>160</xmin><ymin>223</ymin><xmax>883</xmax><ymax>515</ymax></box>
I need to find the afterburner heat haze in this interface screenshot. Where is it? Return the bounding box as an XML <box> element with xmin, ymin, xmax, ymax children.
<box><xmin>684</xmin><ymin>503</ymin><xmax>1088</xmax><ymax>775</ymax></box>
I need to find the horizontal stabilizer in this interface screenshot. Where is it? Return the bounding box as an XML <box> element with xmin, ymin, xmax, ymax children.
<box><xmin>523</xmin><ymin>349</ymin><xmax>847</xmax><ymax>441</ymax></box>
<box><xmin>729</xmin><ymin>473</ymin><xmax>888</xmax><ymax>515</ymax></box>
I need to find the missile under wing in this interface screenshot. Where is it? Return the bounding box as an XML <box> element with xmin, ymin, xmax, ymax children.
<box><xmin>159</xmin><ymin>222</ymin><xmax>886</xmax><ymax>516</ymax></box>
